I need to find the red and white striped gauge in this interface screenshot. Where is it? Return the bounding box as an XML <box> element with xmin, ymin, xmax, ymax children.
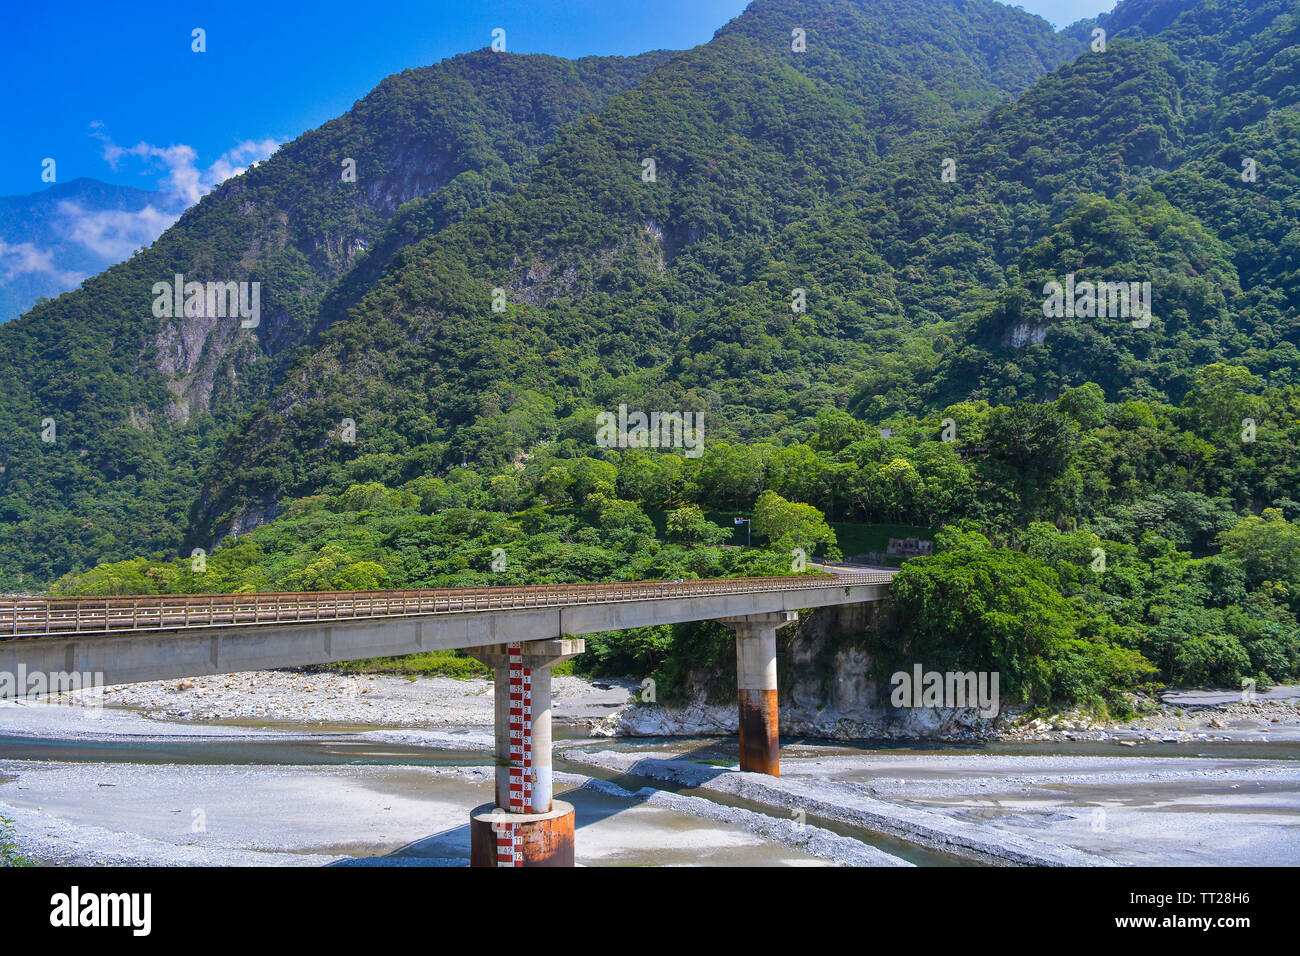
<box><xmin>494</xmin><ymin>820</ymin><xmax>521</xmax><ymax>868</ymax></box>
<box><xmin>507</xmin><ymin>640</ymin><xmax>533</xmax><ymax>813</ymax></box>
<box><xmin>497</xmin><ymin>640</ymin><xmax>533</xmax><ymax>866</ymax></box>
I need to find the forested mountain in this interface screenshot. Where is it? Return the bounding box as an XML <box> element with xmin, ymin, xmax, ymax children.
<box><xmin>196</xmin><ymin>0</ymin><xmax>1086</xmax><ymax>540</ymax></box>
<box><xmin>0</xmin><ymin>48</ymin><xmax>673</xmax><ymax>582</ymax></box>
<box><xmin>54</xmin><ymin>377</ymin><xmax>1300</xmax><ymax>705</ymax></box>
<box><xmin>23</xmin><ymin>0</ymin><xmax>1300</xmax><ymax>703</ymax></box>
<box><xmin>197</xmin><ymin>0</ymin><xmax>1297</xmax><ymax>543</ymax></box>
<box><xmin>0</xmin><ymin>0</ymin><xmax>1090</xmax><ymax>584</ymax></box>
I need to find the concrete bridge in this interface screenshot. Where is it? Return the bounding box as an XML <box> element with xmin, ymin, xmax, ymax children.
<box><xmin>0</xmin><ymin>571</ymin><xmax>893</xmax><ymax>865</ymax></box>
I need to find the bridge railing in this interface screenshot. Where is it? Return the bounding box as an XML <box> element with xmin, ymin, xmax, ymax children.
<box><xmin>0</xmin><ymin>572</ymin><xmax>893</xmax><ymax>639</ymax></box>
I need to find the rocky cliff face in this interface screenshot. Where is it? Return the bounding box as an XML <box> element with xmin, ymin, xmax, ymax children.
<box><xmin>149</xmin><ymin>152</ymin><xmax>442</xmax><ymax>425</ymax></box>
<box><xmin>597</xmin><ymin>603</ymin><xmax>1006</xmax><ymax>741</ymax></box>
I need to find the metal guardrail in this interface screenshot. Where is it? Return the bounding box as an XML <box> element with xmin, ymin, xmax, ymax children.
<box><xmin>0</xmin><ymin>572</ymin><xmax>894</xmax><ymax>639</ymax></box>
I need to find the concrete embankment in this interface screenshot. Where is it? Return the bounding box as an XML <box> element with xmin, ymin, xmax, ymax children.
<box><xmin>560</xmin><ymin>748</ymin><xmax>1115</xmax><ymax>866</ymax></box>
<box><xmin>561</xmin><ymin>772</ymin><xmax>910</xmax><ymax>866</ymax></box>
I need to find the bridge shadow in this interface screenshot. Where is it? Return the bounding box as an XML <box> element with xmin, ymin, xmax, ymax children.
<box><xmin>330</xmin><ymin>824</ymin><xmax>473</xmax><ymax>867</ymax></box>
<box><xmin>329</xmin><ymin>738</ymin><xmax>742</xmax><ymax>866</ymax></box>
<box><xmin>321</xmin><ymin>731</ymin><xmax>991</xmax><ymax>866</ymax></box>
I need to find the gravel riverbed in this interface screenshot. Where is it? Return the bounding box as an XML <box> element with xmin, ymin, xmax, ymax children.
<box><xmin>96</xmin><ymin>669</ymin><xmax>635</xmax><ymax>727</ymax></box>
<box><xmin>87</xmin><ymin>670</ymin><xmax>1300</xmax><ymax>746</ymax></box>
<box><xmin>6</xmin><ymin>671</ymin><xmax>1296</xmax><ymax>867</ymax></box>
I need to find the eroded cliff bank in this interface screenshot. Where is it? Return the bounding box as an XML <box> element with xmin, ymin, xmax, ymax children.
<box><xmin>595</xmin><ymin>604</ymin><xmax>1005</xmax><ymax>741</ymax></box>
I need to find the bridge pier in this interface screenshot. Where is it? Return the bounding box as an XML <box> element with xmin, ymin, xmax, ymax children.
<box><xmin>467</xmin><ymin>638</ymin><xmax>582</xmax><ymax>866</ymax></box>
<box><xmin>721</xmin><ymin>610</ymin><xmax>797</xmax><ymax>776</ymax></box>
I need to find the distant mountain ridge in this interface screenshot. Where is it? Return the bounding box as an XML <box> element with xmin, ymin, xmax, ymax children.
<box><xmin>0</xmin><ymin>177</ymin><xmax>176</xmax><ymax>322</ymax></box>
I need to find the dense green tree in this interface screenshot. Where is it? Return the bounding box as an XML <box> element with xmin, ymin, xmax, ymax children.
<box><xmin>751</xmin><ymin>491</ymin><xmax>837</xmax><ymax>557</ymax></box>
<box><xmin>665</xmin><ymin>504</ymin><xmax>731</xmax><ymax>546</ymax></box>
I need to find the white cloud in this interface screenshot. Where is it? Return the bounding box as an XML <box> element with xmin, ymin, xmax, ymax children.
<box><xmin>92</xmin><ymin>124</ymin><xmax>281</xmax><ymax>206</ymax></box>
<box><xmin>57</xmin><ymin>200</ymin><xmax>183</xmax><ymax>261</ymax></box>
<box><xmin>99</xmin><ymin>137</ymin><xmax>205</xmax><ymax>204</ymax></box>
<box><xmin>93</xmin><ymin>134</ymin><xmax>281</xmax><ymax>205</ymax></box>
<box><xmin>0</xmin><ymin>130</ymin><xmax>284</xmax><ymax>312</ymax></box>
<box><xmin>60</xmin><ymin>125</ymin><xmax>283</xmax><ymax>261</ymax></box>
<box><xmin>206</xmin><ymin>138</ymin><xmax>281</xmax><ymax>187</ymax></box>
<box><xmin>0</xmin><ymin>240</ymin><xmax>85</xmax><ymax>285</ymax></box>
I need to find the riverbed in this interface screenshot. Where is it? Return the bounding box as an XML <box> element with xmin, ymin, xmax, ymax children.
<box><xmin>1</xmin><ymin>675</ymin><xmax>1297</xmax><ymax>867</ymax></box>
<box><xmin>0</xmin><ymin>700</ymin><xmax>902</xmax><ymax>866</ymax></box>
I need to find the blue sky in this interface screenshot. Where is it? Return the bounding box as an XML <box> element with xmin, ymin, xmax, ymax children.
<box><xmin>2</xmin><ymin>0</ymin><xmax>1114</xmax><ymax>198</ymax></box>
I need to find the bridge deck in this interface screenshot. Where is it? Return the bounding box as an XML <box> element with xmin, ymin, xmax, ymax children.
<box><xmin>0</xmin><ymin>572</ymin><xmax>894</xmax><ymax>639</ymax></box>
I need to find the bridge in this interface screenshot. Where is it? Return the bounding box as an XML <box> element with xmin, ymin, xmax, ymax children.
<box><xmin>0</xmin><ymin>570</ymin><xmax>894</xmax><ymax>865</ymax></box>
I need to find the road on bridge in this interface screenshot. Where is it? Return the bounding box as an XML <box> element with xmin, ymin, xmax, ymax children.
<box><xmin>0</xmin><ymin>571</ymin><xmax>895</xmax><ymax>639</ymax></box>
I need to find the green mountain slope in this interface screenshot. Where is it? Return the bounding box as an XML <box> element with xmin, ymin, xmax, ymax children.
<box><xmin>201</xmin><ymin>0</ymin><xmax>1299</xmax><ymax>542</ymax></box>
<box><xmin>0</xmin><ymin>49</ymin><xmax>673</xmax><ymax>584</ymax></box>
<box><xmin>196</xmin><ymin>0</ymin><xmax>1084</xmax><ymax>541</ymax></box>
<box><xmin>6</xmin><ymin>0</ymin><xmax>1298</xmax><ymax>591</ymax></box>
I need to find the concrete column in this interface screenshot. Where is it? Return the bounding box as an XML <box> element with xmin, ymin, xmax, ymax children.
<box><xmin>467</xmin><ymin>638</ymin><xmax>582</xmax><ymax>866</ymax></box>
<box><xmin>482</xmin><ymin>654</ymin><xmax>558</xmax><ymax>811</ymax></box>
<box><xmin>721</xmin><ymin>611</ymin><xmax>797</xmax><ymax>777</ymax></box>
